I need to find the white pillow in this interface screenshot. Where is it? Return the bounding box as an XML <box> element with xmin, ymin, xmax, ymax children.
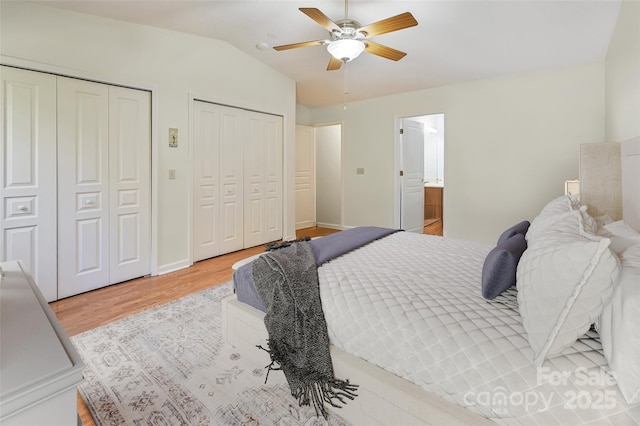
<box><xmin>527</xmin><ymin>210</ymin><xmax>572</xmax><ymax>244</ymax></box>
<box><xmin>598</xmin><ymin>243</ymin><xmax>640</xmax><ymax>404</ymax></box>
<box><xmin>620</xmin><ymin>241</ymin><xmax>640</xmax><ymax>268</ymax></box>
<box><xmin>537</xmin><ymin>194</ymin><xmax>581</xmax><ymax>217</ymax></box>
<box><xmin>577</xmin><ymin>207</ymin><xmax>599</xmax><ymax>234</ymax></box>
<box><xmin>526</xmin><ymin>195</ymin><xmax>589</xmax><ymax>244</ymax></box>
<box><xmin>517</xmin><ymin>221</ymin><xmax>620</xmax><ymax>365</ymax></box>
<box><xmin>526</xmin><ymin>209</ymin><xmax>591</xmax><ymax>244</ymax></box>
<box><xmin>597</xmin><ymin>220</ymin><xmax>640</xmax><ymax>254</ymax></box>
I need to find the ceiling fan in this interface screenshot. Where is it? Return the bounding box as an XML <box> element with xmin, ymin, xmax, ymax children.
<box><xmin>273</xmin><ymin>1</ymin><xmax>418</xmax><ymax>71</ymax></box>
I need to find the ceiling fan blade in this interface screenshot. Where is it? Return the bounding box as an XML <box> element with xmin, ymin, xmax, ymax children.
<box><xmin>365</xmin><ymin>41</ymin><xmax>407</xmax><ymax>61</ymax></box>
<box><xmin>273</xmin><ymin>40</ymin><xmax>325</xmax><ymax>51</ymax></box>
<box><xmin>358</xmin><ymin>12</ymin><xmax>418</xmax><ymax>37</ymax></box>
<box><xmin>327</xmin><ymin>56</ymin><xmax>343</xmax><ymax>71</ymax></box>
<box><xmin>300</xmin><ymin>8</ymin><xmax>342</xmax><ymax>32</ymax></box>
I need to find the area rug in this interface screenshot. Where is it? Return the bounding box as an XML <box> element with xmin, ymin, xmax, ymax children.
<box><xmin>71</xmin><ymin>282</ymin><xmax>350</xmax><ymax>426</ymax></box>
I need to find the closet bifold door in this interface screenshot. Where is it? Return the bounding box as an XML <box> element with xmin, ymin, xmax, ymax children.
<box><xmin>192</xmin><ymin>101</ymin><xmax>244</xmax><ymax>262</ymax></box>
<box><xmin>57</xmin><ymin>77</ymin><xmax>110</xmax><ymax>298</ymax></box>
<box><xmin>244</xmin><ymin>111</ymin><xmax>283</xmax><ymax>248</ymax></box>
<box><xmin>218</xmin><ymin>105</ymin><xmax>244</xmax><ymax>255</ymax></box>
<box><xmin>0</xmin><ymin>67</ymin><xmax>58</xmax><ymax>302</ymax></box>
<box><xmin>193</xmin><ymin>101</ymin><xmax>221</xmax><ymax>261</ymax></box>
<box><xmin>108</xmin><ymin>86</ymin><xmax>151</xmax><ymax>284</ymax></box>
<box><xmin>57</xmin><ymin>78</ymin><xmax>151</xmax><ymax>298</ymax></box>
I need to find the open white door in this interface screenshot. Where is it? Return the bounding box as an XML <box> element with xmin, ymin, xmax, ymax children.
<box><xmin>295</xmin><ymin>125</ymin><xmax>315</xmax><ymax>230</ymax></box>
<box><xmin>400</xmin><ymin>119</ymin><xmax>425</xmax><ymax>233</ymax></box>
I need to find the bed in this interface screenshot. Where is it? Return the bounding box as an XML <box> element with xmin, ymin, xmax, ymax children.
<box><xmin>222</xmin><ymin>138</ymin><xmax>640</xmax><ymax>425</ymax></box>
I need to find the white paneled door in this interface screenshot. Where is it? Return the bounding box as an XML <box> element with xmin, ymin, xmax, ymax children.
<box><xmin>295</xmin><ymin>125</ymin><xmax>315</xmax><ymax>230</ymax></box>
<box><xmin>244</xmin><ymin>111</ymin><xmax>283</xmax><ymax>248</ymax></box>
<box><xmin>57</xmin><ymin>77</ymin><xmax>110</xmax><ymax>297</ymax></box>
<box><xmin>0</xmin><ymin>67</ymin><xmax>58</xmax><ymax>301</ymax></box>
<box><xmin>401</xmin><ymin>119</ymin><xmax>425</xmax><ymax>233</ymax></box>
<box><xmin>193</xmin><ymin>100</ymin><xmax>282</xmax><ymax>261</ymax></box>
<box><xmin>108</xmin><ymin>86</ymin><xmax>151</xmax><ymax>284</ymax></box>
<box><xmin>193</xmin><ymin>101</ymin><xmax>221</xmax><ymax>261</ymax></box>
<box><xmin>57</xmin><ymin>77</ymin><xmax>150</xmax><ymax>298</ymax></box>
<box><xmin>193</xmin><ymin>101</ymin><xmax>244</xmax><ymax>262</ymax></box>
<box><xmin>264</xmin><ymin>114</ymin><xmax>283</xmax><ymax>243</ymax></box>
<box><xmin>218</xmin><ymin>106</ymin><xmax>245</xmax><ymax>254</ymax></box>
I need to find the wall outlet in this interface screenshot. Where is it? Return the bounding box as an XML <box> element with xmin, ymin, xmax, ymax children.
<box><xmin>356</xmin><ymin>168</ymin><xmax>365</xmax><ymax>175</ymax></box>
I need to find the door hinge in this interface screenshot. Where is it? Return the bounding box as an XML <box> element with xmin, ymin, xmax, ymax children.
<box><xmin>399</xmin><ymin>128</ymin><xmax>404</xmax><ymax>134</ymax></box>
<box><xmin>400</xmin><ymin>170</ymin><xmax>404</xmax><ymax>176</ymax></box>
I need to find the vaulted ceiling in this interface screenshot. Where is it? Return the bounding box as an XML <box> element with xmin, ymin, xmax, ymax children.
<box><xmin>35</xmin><ymin>1</ymin><xmax>621</xmax><ymax>108</ymax></box>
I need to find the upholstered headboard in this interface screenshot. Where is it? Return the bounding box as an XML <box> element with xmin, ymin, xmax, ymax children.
<box><xmin>579</xmin><ymin>143</ymin><xmax>622</xmax><ymax>220</ymax></box>
<box><xmin>579</xmin><ymin>138</ymin><xmax>640</xmax><ymax>230</ymax></box>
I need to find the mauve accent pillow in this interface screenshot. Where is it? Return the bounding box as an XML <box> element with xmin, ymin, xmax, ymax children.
<box><xmin>497</xmin><ymin>220</ymin><xmax>531</xmax><ymax>246</ymax></box>
<box><xmin>482</xmin><ymin>233</ymin><xmax>528</xmax><ymax>300</ymax></box>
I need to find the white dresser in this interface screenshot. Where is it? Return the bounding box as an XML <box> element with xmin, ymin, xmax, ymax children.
<box><xmin>0</xmin><ymin>261</ymin><xmax>84</xmax><ymax>425</ymax></box>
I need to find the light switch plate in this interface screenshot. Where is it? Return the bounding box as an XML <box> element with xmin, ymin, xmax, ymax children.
<box><xmin>169</xmin><ymin>169</ymin><xmax>176</xmax><ymax>180</ymax></box>
<box><xmin>356</xmin><ymin>168</ymin><xmax>365</xmax><ymax>175</ymax></box>
<box><xmin>169</xmin><ymin>128</ymin><xmax>178</xmax><ymax>147</ymax></box>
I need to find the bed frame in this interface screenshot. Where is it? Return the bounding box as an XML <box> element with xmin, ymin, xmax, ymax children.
<box><xmin>222</xmin><ymin>138</ymin><xmax>640</xmax><ymax>426</ymax></box>
<box><xmin>222</xmin><ymin>295</ymin><xmax>494</xmax><ymax>425</ymax></box>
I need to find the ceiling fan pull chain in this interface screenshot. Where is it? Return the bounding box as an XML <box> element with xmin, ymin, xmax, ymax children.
<box><xmin>343</xmin><ymin>62</ymin><xmax>349</xmax><ymax>110</ymax></box>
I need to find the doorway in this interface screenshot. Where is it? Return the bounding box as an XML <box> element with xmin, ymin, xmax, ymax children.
<box><xmin>294</xmin><ymin>123</ymin><xmax>343</xmax><ymax>231</ymax></box>
<box><xmin>398</xmin><ymin>113</ymin><xmax>445</xmax><ymax>235</ymax></box>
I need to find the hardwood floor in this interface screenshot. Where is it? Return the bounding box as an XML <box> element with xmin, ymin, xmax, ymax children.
<box><xmin>49</xmin><ymin>227</ymin><xmax>339</xmax><ymax>426</ymax></box>
<box><xmin>424</xmin><ymin>218</ymin><xmax>443</xmax><ymax>236</ymax></box>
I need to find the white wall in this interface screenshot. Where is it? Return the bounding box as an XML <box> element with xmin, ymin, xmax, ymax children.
<box><xmin>308</xmin><ymin>63</ymin><xmax>605</xmax><ymax>243</ymax></box>
<box><xmin>315</xmin><ymin>125</ymin><xmax>342</xmax><ymax>228</ymax></box>
<box><xmin>296</xmin><ymin>105</ymin><xmax>314</xmax><ymax>126</ymax></box>
<box><xmin>605</xmin><ymin>0</ymin><xmax>640</xmax><ymax>142</ymax></box>
<box><xmin>0</xmin><ymin>2</ymin><xmax>297</xmax><ymax>273</ymax></box>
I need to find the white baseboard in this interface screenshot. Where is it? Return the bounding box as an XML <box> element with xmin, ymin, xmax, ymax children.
<box><xmin>157</xmin><ymin>259</ymin><xmax>191</xmax><ymax>275</ymax></box>
<box><xmin>315</xmin><ymin>222</ymin><xmax>347</xmax><ymax>230</ymax></box>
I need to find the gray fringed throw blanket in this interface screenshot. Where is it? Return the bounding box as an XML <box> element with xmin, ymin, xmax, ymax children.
<box><xmin>251</xmin><ymin>241</ymin><xmax>358</xmax><ymax>418</ymax></box>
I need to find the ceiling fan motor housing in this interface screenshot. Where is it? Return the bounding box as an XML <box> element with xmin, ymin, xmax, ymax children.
<box><xmin>332</xmin><ymin>19</ymin><xmax>366</xmax><ymax>41</ymax></box>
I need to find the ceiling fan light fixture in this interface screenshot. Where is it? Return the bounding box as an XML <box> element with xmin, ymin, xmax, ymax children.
<box><xmin>327</xmin><ymin>39</ymin><xmax>365</xmax><ymax>62</ymax></box>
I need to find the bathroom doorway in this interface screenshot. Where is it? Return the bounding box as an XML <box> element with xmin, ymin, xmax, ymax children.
<box><xmin>398</xmin><ymin>113</ymin><xmax>445</xmax><ymax>235</ymax></box>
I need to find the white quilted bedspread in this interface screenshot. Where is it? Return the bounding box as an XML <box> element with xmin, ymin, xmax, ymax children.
<box><xmin>318</xmin><ymin>232</ymin><xmax>639</xmax><ymax>425</ymax></box>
